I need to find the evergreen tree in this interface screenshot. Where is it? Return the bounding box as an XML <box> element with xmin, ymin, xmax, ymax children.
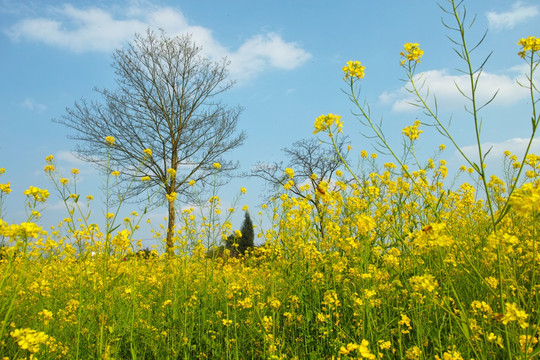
<box><xmin>223</xmin><ymin>211</ymin><xmax>254</xmax><ymax>256</ymax></box>
<box><xmin>239</xmin><ymin>211</ymin><xmax>254</xmax><ymax>254</ymax></box>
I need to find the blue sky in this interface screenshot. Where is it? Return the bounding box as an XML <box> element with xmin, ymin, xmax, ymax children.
<box><xmin>1</xmin><ymin>0</ymin><xmax>539</xmax><ymax>247</ymax></box>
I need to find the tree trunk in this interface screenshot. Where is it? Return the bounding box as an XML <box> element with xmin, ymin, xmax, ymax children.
<box><xmin>166</xmin><ymin>196</ymin><xmax>176</xmax><ymax>256</ymax></box>
<box><xmin>315</xmin><ymin>200</ymin><xmax>326</xmax><ymax>242</ymax></box>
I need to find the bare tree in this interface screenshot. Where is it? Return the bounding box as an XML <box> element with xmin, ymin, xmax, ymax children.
<box><xmin>55</xmin><ymin>30</ymin><xmax>246</xmax><ymax>254</ymax></box>
<box><xmin>252</xmin><ymin>137</ymin><xmax>349</xmax><ymax>238</ymax></box>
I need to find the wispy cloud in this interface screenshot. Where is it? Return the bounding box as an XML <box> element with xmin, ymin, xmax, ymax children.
<box><xmin>6</xmin><ymin>4</ymin><xmax>311</xmax><ymax>82</ymax></box>
<box><xmin>459</xmin><ymin>137</ymin><xmax>540</xmax><ymax>168</ymax></box>
<box><xmin>21</xmin><ymin>98</ymin><xmax>46</xmax><ymax>112</ymax></box>
<box><xmin>486</xmin><ymin>2</ymin><xmax>539</xmax><ymax>30</ymax></box>
<box><xmin>56</xmin><ymin>150</ymin><xmax>89</xmax><ymax>166</ymax></box>
<box><xmin>379</xmin><ymin>68</ymin><xmax>529</xmax><ymax>113</ymax></box>
<box><xmin>6</xmin><ymin>4</ymin><xmax>191</xmax><ymax>53</ymax></box>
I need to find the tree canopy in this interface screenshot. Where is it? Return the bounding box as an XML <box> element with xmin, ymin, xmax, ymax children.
<box><xmin>56</xmin><ymin>30</ymin><xmax>246</xmax><ymax>253</ymax></box>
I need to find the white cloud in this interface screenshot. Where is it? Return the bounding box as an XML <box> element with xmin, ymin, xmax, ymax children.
<box><xmin>487</xmin><ymin>2</ymin><xmax>539</xmax><ymax>30</ymax></box>
<box><xmin>379</xmin><ymin>69</ymin><xmax>529</xmax><ymax>113</ymax></box>
<box><xmin>56</xmin><ymin>150</ymin><xmax>88</xmax><ymax>166</ymax></box>
<box><xmin>6</xmin><ymin>4</ymin><xmax>311</xmax><ymax>81</ymax></box>
<box><xmin>229</xmin><ymin>33</ymin><xmax>311</xmax><ymax>80</ymax></box>
<box><xmin>7</xmin><ymin>4</ymin><xmax>148</xmax><ymax>52</ymax></box>
<box><xmin>459</xmin><ymin>137</ymin><xmax>540</xmax><ymax>162</ymax></box>
<box><xmin>45</xmin><ymin>199</ymin><xmax>78</xmax><ymax>212</ymax></box>
<box><xmin>48</xmin><ymin>150</ymin><xmax>97</xmax><ymax>184</ymax></box>
<box><xmin>21</xmin><ymin>98</ymin><xmax>46</xmax><ymax>112</ymax></box>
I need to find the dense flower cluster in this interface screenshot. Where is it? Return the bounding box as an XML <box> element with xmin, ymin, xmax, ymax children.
<box><xmin>105</xmin><ymin>136</ymin><xmax>115</xmax><ymax>145</ymax></box>
<box><xmin>23</xmin><ymin>186</ymin><xmax>50</xmax><ymax>203</ymax></box>
<box><xmin>0</xmin><ymin>145</ymin><xmax>538</xmax><ymax>358</ymax></box>
<box><xmin>10</xmin><ymin>328</ymin><xmax>49</xmax><ymax>353</ymax></box>
<box><xmin>342</xmin><ymin>60</ymin><xmax>365</xmax><ymax>80</ymax></box>
<box><xmin>0</xmin><ymin>182</ymin><xmax>11</xmax><ymax>194</ymax></box>
<box><xmin>313</xmin><ymin>113</ymin><xmax>343</xmax><ymax>134</ymax></box>
<box><xmin>402</xmin><ymin>119</ymin><xmax>423</xmax><ymax>141</ymax></box>
<box><xmin>518</xmin><ymin>36</ymin><xmax>540</xmax><ymax>57</ymax></box>
<box><xmin>285</xmin><ymin>168</ymin><xmax>294</xmax><ymax>179</ymax></box>
<box><xmin>165</xmin><ymin>191</ymin><xmax>177</xmax><ymax>202</ymax></box>
<box><xmin>400</xmin><ymin>42</ymin><xmax>424</xmax><ymax>64</ymax></box>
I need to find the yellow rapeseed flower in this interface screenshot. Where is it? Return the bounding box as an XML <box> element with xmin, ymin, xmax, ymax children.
<box><xmin>378</xmin><ymin>340</ymin><xmax>392</xmax><ymax>351</ymax></box>
<box><xmin>23</xmin><ymin>186</ymin><xmax>50</xmax><ymax>202</ymax></box>
<box><xmin>342</xmin><ymin>60</ymin><xmax>365</xmax><ymax>80</ymax></box>
<box><xmin>402</xmin><ymin>120</ymin><xmax>423</xmax><ymax>141</ymax></box>
<box><xmin>283</xmin><ymin>180</ymin><xmax>294</xmax><ymax>190</ymax></box>
<box><xmin>510</xmin><ymin>182</ymin><xmax>540</xmax><ymax>216</ymax></box>
<box><xmin>285</xmin><ymin>168</ymin><xmax>294</xmax><ymax>179</ymax></box>
<box><xmin>268</xmin><ymin>298</ymin><xmax>281</xmax><ymax>309</ymax></box>
<box><xmin>358</xmin><ymin>339</ymin><xmax>376</xmax><ymax>359</ymax></box>
<box><xmin>0</xmin><ymin>182</ymin><xmax>12</xmax><ymax>194</ymax></box>
<box><xmin>38</xmin><ymin>309</ymin><xmax>53</xmax><ymax>326</ymax></box>
<box><xmin>398</xmin><ymin>314</ymin><xmax>412</xmax><ymax>334</ymax></box>
<box><xmin>13</xmin><ymin>222</ymin><xmax>43</xmax><ymax>239</ymax></box>
<box><xmin>405</xmin><ymin>346</ymin><xmax>422</xmax><ymax>359</ymax></box>
<box><xmin>400</xmin><ymin>43</ymin><xmax>424</xmax><ymax>65</ymax></box>
<box><xmin>435</xmin><ymin>351</ymin><xmax>464</xmax><ymax>360</ymax></box>
<box><xmin>502</xmin><ymin>302</ymin><xmax>529</xmax><ymax>328</ymax></box>
<box><xmin>10</xmin><ymin>328</ymin><xmax>49</xmax><ymax>354</ymax></box>
<box><xmin>339</xmin><ymin>343</ymin><xmax>359</xmax><ymax>355</ymax></box>
<box><xmin>113</xmin><ymin>229</ymin><xmax>131</xmax><ymax>250</ymax></box>
<box><xmin>518</xmin><ymin>36</ymin><xmax>540</xmax><ymax>58</ymax></box>
<box><xmin>409</xmin><ymin>274</ymin><xmax>438</xmax><ymax>292</ymax></box>
<box><xmin>166</xmin><ymin>192</ymin><xmax>177</xmax><ymax>202</ymax></box>
<box><xmin>105</xmin><ymin>136</ymin><xmax>115</xmax><ymax>145</ymax></box>
<box><xmin>238</xmin><ymin>297</ymin><xmax>253</xmax><ymax>309</ymax></box>
<box><xmin>141</xmin><ymin>176</ymin><xmax>150</xmax><ymax>181</ymax></box>
<box><xmin>519</xmin><ymin>334</ymin><xmax>538</xmax><ymax>354</ymax></box>
<box><xmin>313</xmin><ymin>113</ymin><xmax>343</xmax><ymax>134</ymax></box>
<box><xmin>143</xmin><ymin>148</ymin><xmax>152</xmax><ymax>156</ymax></box>
<box><xmin>213</xmin><ymin>162</ymin><xmax>221</xmax><ymax>169</ymax></box>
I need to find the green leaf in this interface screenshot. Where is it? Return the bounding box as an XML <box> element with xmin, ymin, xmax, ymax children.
<box><xmin>459</xmin><ymin>310</ymin><xmax>471</xmax><ymax>342</ymax></box>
